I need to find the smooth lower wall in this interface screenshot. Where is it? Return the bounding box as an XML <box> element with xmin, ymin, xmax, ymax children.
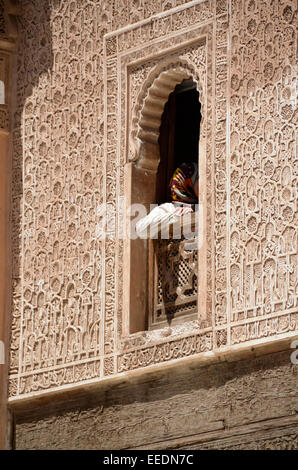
<box><xmin>14</xmin><ymin>349</ymin><xmax>298</xmax><ymax>449</ymax></box>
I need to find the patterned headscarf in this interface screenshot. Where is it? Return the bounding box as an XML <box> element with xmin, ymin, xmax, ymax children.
<box><xmin>170</xmin><ymin>162</ymin><xmax>198</xmax><ymax>203</ymax></box>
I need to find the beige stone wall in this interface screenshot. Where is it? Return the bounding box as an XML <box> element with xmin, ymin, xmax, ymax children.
<box><xmin>8</xmin><ymin>0</ymin><xmax>297</xmax><ymax>409</ymax></box>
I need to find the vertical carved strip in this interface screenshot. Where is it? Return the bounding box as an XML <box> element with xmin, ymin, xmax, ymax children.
<box><xmin>0</xmin><ymin>39</ymin><xmax>15</xmax><ymax>449</ymax></box>
<box><xmin>229</xmin><ymin>0</ymin><xmax>297</xmax><ymax>344</ymax></box>
<box><xmin>104</xmin><ymin>52</ymin><xmax>118</xmax><ymax>369</ymax></box>
<box><xmin>226</xmin><ymin>0</ymin><xmax>232</xmax><ymax>346</ymax></box>
<box><xmin>214</xmin><ymin>11</ymin><xmax>229</xmax><ymax>347</ymax></box>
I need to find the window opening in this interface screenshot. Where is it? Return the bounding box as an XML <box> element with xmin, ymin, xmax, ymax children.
<box><xmin>156</xmin><ymin>79</ymin><xmax>201</xmax><ymax>204</ymax></box>
<box><xmin>148</xmin><ymin>78</ymin><xmax>202</xmax><ymax>329</ymax></box>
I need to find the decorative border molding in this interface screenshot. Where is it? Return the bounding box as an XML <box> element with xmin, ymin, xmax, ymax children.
<box><xmin>103</xmin><ymin>4</ymin><xmax>221</xmax><ymax>374</ymax></box>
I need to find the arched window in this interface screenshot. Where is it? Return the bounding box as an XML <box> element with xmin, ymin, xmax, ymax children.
<box><xmin>148</xmin><ymin>79</ymin><xmax>202</xmax><ymax>330</ymax></box>
<box><xmin>123</xmin><ymin>65</ymin><xmax>206</xmax><ymax>336</ymax></box>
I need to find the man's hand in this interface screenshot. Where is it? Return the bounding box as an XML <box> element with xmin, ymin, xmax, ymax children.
<box><xmin>173</xmin><ymin>206</ymin><xmax>193</xmax><ymax>216</ymax></box>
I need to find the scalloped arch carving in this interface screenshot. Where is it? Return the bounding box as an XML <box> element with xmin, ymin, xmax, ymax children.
<box><xmin>130</xmin><ymin>58</ymin><xmax>204</xmax><ymax>171</ymax></box>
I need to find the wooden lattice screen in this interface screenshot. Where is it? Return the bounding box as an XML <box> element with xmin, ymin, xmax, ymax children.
<box><xmin>148</xmin><ymin>219</ymin><xmax>198</xmax><ymax>329</ymax></box>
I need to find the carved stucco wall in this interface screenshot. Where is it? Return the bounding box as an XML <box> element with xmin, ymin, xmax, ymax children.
<box><xmin>8</xmin><ymin>0</ymin><xmax>297</xmax><ymax>401</ymax></box>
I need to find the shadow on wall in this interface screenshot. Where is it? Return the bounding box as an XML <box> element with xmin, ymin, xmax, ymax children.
<box><xmin>10</xmin><ymin>0</ymin><xmax>53</xmax><ymax>383</ymax></box>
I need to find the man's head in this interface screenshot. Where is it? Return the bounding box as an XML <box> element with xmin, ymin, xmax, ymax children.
<box><xmin>170</xmin><ymin>162</ymin><xmax>198</xmax><ymax>203</ymax></box>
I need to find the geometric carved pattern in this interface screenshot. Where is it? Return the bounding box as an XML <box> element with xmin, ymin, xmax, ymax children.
<box><xmin>228</xmin><ymin>0</ymin><xmax>297</xmax><ymax>344</ymax></box>
<box><xmin>150</xmin><ymin>237</ymin><xmax>198</xmax><ymax>329</ymax></box>
<box><xmin>8</xmin><ymin>0</ymin><xmax>298</xmax><ymax>400</ymax></box>
<box><xmin>9</xmin><ymin>0</ymin><xmax>107</xmax><ymax>398</ymax></box>
<box><xmin>9</xmin><ymin>0</ymin><xmax>217</xmax><ymax>399</ymax></box>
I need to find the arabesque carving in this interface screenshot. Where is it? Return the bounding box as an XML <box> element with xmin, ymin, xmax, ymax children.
<box><xmin>8</xmin><ymin>0</ymin><xmax>297</xmax><ymax>398</ymax></box>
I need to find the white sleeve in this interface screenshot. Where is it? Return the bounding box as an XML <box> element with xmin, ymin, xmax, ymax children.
<box><xmin>136</xmin><ymin>203</ymin><xmax>177</xmax><ymax>238</ymax></box>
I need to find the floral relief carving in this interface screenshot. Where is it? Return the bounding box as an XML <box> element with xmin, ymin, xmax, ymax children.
<box><xmin>229</xmin><ymin>0</ymin><xmax>297</xmax><ymax>344</ymax></box>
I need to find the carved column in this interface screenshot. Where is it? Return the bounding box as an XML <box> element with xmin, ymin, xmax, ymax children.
<box><xmin>0</xmin><ymin>123</ymin><xmax>11</xmax><ymax>450</ymax></box>
<box><xmin>0</xmin><ymin>0</ymin><xmax>18</xmax><ymax>450</ymax></box>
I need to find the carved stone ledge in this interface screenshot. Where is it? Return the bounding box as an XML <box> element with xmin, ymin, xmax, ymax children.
<box><xmin>8</xmin><ymin>338</ymin><xmax>297</xmax><ymax>407</ymax></box>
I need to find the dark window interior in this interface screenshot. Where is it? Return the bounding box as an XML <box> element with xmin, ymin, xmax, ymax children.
<box><xmin>156</xmin><ymin>79</ymin><xmax>201</xmax><ymax>204</ymax></box>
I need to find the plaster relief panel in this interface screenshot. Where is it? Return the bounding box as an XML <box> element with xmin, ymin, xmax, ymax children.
<box><xmin>8</xmin><ymin>0</ymin><xmax>297</xmax><ymax>400</ymax></box>
<box><xmin>229</xmin><ymin>0</ymin><xmax>297</xmax><ymax>344</ymax></box>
